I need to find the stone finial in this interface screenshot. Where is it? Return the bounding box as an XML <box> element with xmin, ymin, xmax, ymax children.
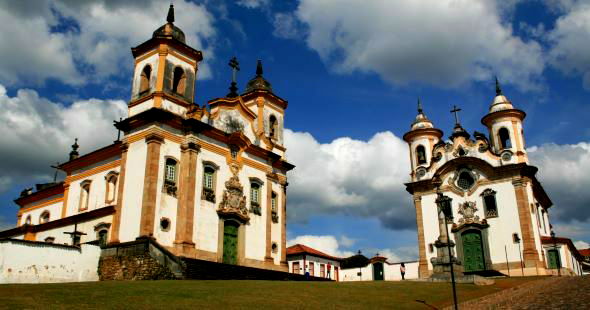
<box><xmin>166</xmin><ymin>4</ymin><xmax>175</xmax><ymax>23</ymax></box>
<box><xmin>495</xmin><ymin>76</ymin><xmax>502</xmax><ymax>96</ymax></box>
<box><xmin>69</xmin><ymin>138</ymin><xmax>79</xmax><ymax>161</ymax></box>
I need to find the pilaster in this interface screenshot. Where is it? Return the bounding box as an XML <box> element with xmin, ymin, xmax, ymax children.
<box><xmin>513</xmin><ymin>178</ymin><xmax>539</xmax><ymax>268</ymax></box>
<box><xmin>414</xmin><ymin>195</ymin><xmax>429</xmax><ymax>278</ymax></box>
<box><xmin>109</xmin><ymin>142</ymin><xmax>129</xmax><ymax>243</ymax></box>
<box><xmin>139</xmin><ymin>133</ymin><xmax>164</xmax><ymax>237</ymax></box>
<box><xmin>264</xmin><ymin>174</ymin><xmax>274</xmax><ymax>262</ymax></box>
<box><xmin>280</xmin><ymin>182</ymin><xmax>288</xmax><ymax>265</ymax></box>
<box><xmin>174</xmin><ymin>141</ymin><xmax>200</xmax><ymax>254</ymax></box>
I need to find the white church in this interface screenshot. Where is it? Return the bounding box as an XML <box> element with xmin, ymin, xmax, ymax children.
<box><xmin>0</xmin><ymin>5</ymin><xmax>294</xmax><ymax>282</ymax></box>
<box><xmin>403</xmin><ymin>82</ymin><xmax>584</xmax><ymax>278</ymax></box>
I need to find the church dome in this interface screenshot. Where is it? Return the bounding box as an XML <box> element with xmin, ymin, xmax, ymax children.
<box><xmin>489</xmin><ymin>78</ymin><xmax>514</xmax><ymax>113</ymax></box>
<box><xmin>410</xmin><ymin>99</ymin><xmax>434</xmax><ymax>130</ymax></box>
<box><xmin>152</xmin><ymin>5</ymin><xmax>186</xmax><ymax>43</ymax></box>
<box><xmin>245</xmin><ymin>60</ymin><xmax>273</xmax><ymax>92</ymax></box>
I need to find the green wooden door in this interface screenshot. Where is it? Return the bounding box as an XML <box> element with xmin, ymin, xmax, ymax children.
<box><xmin>462</xmin><ymin>231</ymin><xmax>485</xmax><ymax>272</ymax></box>
<box><xmin>373</xmin><ymin>263</ymin><xmax>384</xmax><ymax>280</ymax></box>
<box><xmin>547</xmin><ymin>249</ymin><xmax>560</xmax><ymax>269</ymax></box>
<box><xmin>222</xmin><ymin>221</ymin><xmax>239</xmax><ymax>265</ymax></box>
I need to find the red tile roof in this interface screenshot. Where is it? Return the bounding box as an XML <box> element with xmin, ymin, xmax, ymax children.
<box><xmin>286</xmin><ymin>244</ymin><xmax>342</xmax><ymax>261</ymax></box>
<box><xmin>541</xmin><ymin>236</ymin><xmax>584</xmax><ymax>260</ymax></box>
<box><xmin>579</xmin><ymin>248</ymin><xmax>590</xmax><ymax>257</ymax></box>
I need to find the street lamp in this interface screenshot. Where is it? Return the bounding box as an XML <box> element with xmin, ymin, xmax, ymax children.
<box><xmin>435</xmin><ymin>192</ymin><xmax>458</xmax><ymax>310</ymax></box>
<box><xmin>550</xmin><ymin>230</ymin><xmax>561</xmax><ymax>277</ymax></box>
<box><xmin>357</xmin><ymin>250</ymin><xmax>363</xmax><ymax>281</ymax></box>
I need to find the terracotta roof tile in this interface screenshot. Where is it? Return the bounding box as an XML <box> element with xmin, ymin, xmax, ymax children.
<box><xmin>286</xmin><ymin>244</ymin><xmax>342</xmax><ymax>261</ymax></box>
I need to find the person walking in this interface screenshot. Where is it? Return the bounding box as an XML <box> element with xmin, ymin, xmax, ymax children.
<box><xmin>400</xmin><ymin>263</ymin><xmax>406</xmax><ymax>280</ymax></box>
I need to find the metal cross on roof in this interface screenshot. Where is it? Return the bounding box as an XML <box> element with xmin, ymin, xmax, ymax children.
<box><xmin>50</xmin><ymin>162</ymin><xmax>60</xmax><ymax>182</ymax></box>
<box><xmin>450</xmin><ymin>105</ymin><xmax>462</xmax><ymax>125</ymax></box>
<box><xmin>63</xmin><ymin>223</ymin><xmax>87</xmax><ymax>246</ymax></box>
<box><xmin>227</xmin><ymin>56</ymin><xmax>240</xmax><ymax>97</ymax></box>
<box><xmin>114</xmin><ymin>117</ymin><xmax>123</xmax><ymax>142</ymax></box>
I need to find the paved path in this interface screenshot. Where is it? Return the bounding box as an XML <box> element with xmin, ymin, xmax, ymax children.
<box><xmin>465</xmin><ymin>276</ymin><xmax>590</xmax><ymax>309</ymax></box>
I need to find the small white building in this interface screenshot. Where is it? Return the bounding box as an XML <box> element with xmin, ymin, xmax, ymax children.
<box><xmin>286</xmin><ymin>244</ymin><xmax>341</xmax><ymax>280</ymax></box>
<box><xmin>339</xmin><ymin>254</ymin><xmax>419</xmax><ymax>281</ymax></box>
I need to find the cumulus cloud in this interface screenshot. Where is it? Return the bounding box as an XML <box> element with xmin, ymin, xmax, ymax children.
<box><xmin>284</xmin><ymin>129</ymin><xmax>413</xmax><ymax>230</ymax></box>
<box><xmin>287</xmin><ymin>234</ymin><xmax>417</xmax><ymax>261</ymax></box>
<box><xmin>574</xmin><ymin>240</ymin><xmax>590</xmax><ymax>250</ymax></box>
<box><xmin>0</xmin><ymin>83</ymin><xmax>126</xmax><ymax>193</ymax></box>
<box><xmin>547</xmin><ymin>2</ymin><xmax>590</xmax><ymax>89</ymax></box>
<box><xmin>272</xmin><ymin>13</ymin><xmax>304</xmax><ymax>40</ymax></box>
<box><xmin>281</xmin><ymin>0</ymin><xmax>544</xmax><ymax>90</ymax></box>
<box><xmin>0</xmin><ymin>0</ymin><xmax>216</xmax><ymax>87</ymax></box>
<box><xmin>236</xmin><ymin>0</ymin><xmax>270</xmax><ymax>9</ymax></box>
<box><xmin>528</xmin><ymin>142</ymin><xmax>590</xmax><ymax>223</ymax></box>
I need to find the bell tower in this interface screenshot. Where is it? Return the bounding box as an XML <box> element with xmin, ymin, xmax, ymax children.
<box><xmin>481</xmin><ymin>78</ymin><xmax>528</xmax><ymax>163</ymax></box>
<box><xmin>128</xmin><ymin>4</ymin><xmax>203</xmax><ymax>118</ymax></box>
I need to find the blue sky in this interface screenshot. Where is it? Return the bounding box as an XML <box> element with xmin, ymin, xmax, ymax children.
<box><xmin>1</xmin><ymin>0</ymin><xmax>590</xmax><ymax>260</ymax></box>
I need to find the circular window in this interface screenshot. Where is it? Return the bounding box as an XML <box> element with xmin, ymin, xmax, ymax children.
<box><xmin>160</xmin><ymin>218</ymin><xmax>171</xmax><ymax>231</ymax></box>
<box><xmin>271</xmin><ymin>242</ymin><xmax>278</xmax><ymax>253</ymax></box>
<box><xmin>457</xmin><ymin>171</ymin><xmax>475</xmax><ymax>190</ymax></box>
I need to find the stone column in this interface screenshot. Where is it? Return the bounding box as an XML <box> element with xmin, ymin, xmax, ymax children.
<box><xmin>139</xmin><ymin>133</ymin><xmax>164</xmax><ymax>237</ymax></box>
<box><xmin>414</xmin><ymin>195</ymin><xmax>429</xmax><ymax>278</ymax></box>
<box><xmin>430</xmin><ymin>203</ymin><xmax>463</xmax><ymax>279</ymax></box>
<box><xmin>264</xmin><ymin>174</ymin><xmax>274</xmax><ymax>262</ymax></box>
<box><xmin>109</xmin><ymin>142</ymin><xmax>129</xmax><ymax>243</ymax></box>
<box><xmin>174</xmin><ymin>141</ymin><xmax>200</xmax><ymax>254</ymax></box>
<box><xmin>513</xmin><ymin>178</ymin><xmax>540</xmax><ymax>269</ymax></box>
<box><xmin>280</xmin><ymin>182</ymin><xmax>288</xmax><ymax>266</ymax></box>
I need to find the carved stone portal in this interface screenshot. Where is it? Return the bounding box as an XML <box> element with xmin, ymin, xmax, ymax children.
<box><xmin>457</xmin><ymin>201</ymin><xmax>483</xmax><ymax>226</ymax></box>
<box><xmin>217</xmin><ymin>170</ymin><xmax>249</xmax><ymax>223</ymax></box>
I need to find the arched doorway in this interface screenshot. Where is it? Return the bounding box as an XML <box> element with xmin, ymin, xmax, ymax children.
<box><xmin>222</xmin><ymin>221</ymin><xmax>239</xmax><ymax>265</ymax></box>
<box><xmin>373</xmin><ymin>262</ymin><xmax>384</xmax><ymax>280</ymax></box>
<box><xmin>462</xmin><ymin>230</ymin><xmax>486</xmax><ymax>272</ymax></box>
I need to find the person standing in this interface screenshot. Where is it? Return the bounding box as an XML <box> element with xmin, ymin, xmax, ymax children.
<box><xmin>400</xmin><ymin>263</ymin><xmax>406</xmax><ymax>280</ymax></box>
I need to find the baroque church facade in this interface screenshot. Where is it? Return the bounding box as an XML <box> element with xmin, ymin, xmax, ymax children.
<box><xmin>0</xmin><ymin>5</ymin><xmax>293</xmax><ymax>272</ymax></box>
<box><xmin>404</xmin><ymin>82</ymin><xmax>584</xmax><ymax>278</ymax></box>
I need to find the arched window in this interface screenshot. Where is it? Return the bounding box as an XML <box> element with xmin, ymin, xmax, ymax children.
<box><xmin>172</xmin><ymin>67</ymin><xmax>186</xmax><ymax>94</ymax></box>
<box><xmin>139</xmin><ymin>65</ymin><xmax>151</xmax><ymax>94</ymax></box>
<box><xmin>498</xmin><ymin>128</ymin><xmax>511</xmax><ymax>149</ymax></box>
<box><xmin>25</xmin><ymin>215</ymin><xmax>31</xmax><ymax>225</ymax></box>
<box><xmin>481</xmin><ymin>189</ymin><xmax>498</xmax><ymax>218</ymax></box>
<box><xmin>44</xmin><ymin>237</ymin><xmax>55</xmax><ymax>243</ymax></box>
<box><xmin>105</xmin><ymin>172</ymin><xmax>118</xmax><ymax>204</ymax></box>
<box><xmin>269</xmin><ymin>115</ymin><xmax>278</xmax><ymax>139</ymax></box>
<box><xmin>416</xmin><ymin>145</ymin><xmax>427</xmax><ymax>165</ymax></box>
<box><xmin>202</xmin><ymin>165</ymin><xmax>217</xmax><ymax>202</ymax></box>
<box><xmin>250</xmin><ymin>182</ymin><xmax>261</xmax><ymax>215</ymax></box>
<box><xmin>271</xmin><ymin>191</ymin><xmax>278</xmax><ymax>223</ymax></box>
<box><xmin>39</xmin><ymin>211</ymin><xmax>50</xmax><ymax>224</ymax></box>
<box><xmin>97</xmin><ymin>230</ymin><xmax>108</xmax><ymax>247</ymax></box>
<box><xmin>79</xmin><ymin>181</ymin><xmax>91</xmax><ymax>211</ymax></box>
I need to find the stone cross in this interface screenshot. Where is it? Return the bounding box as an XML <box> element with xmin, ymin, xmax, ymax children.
<box><xmin>450</xmin><ymin>105</ymin><xmax>462</xmax><ymax>125</ymax></box>
<box><xmin>227</xmin><ymin>57</ymin><xmax>240</xmax><ymax>97</ymax></box>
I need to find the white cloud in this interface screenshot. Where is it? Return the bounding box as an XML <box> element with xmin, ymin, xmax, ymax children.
<box><xmin>0</xmin><ymin>0</ymin><xmax>216</xmax><ymax>87</ymax></box>
<box><xmin>285</xmin><ymin>0</ymin><xmax>544</xmax><ymax>90</ymax></box>
<box><xmin>0</xmin><ymin>83</ymin><xmax>126</xmax><ymax>193</ymax></box>
<box><xmin>272</xmin><ymin>13</ymin><xmax>304</xmax><ymax>39</ymax></box>
<box><xmin>288</xmin><ymin>235</ymin><xmax>355</xmax><ymax>257</ymax></box>
<box><xmin>236</xmin><ymin>0</ymin><xmax>270</xmax><ymax>9</ymax></box>
<box><xmin>574</xmin><ymin>240</ymin><xmax>590</xmax><ymax>250</ymax></box>
<box><xmin>284</xmin><ymin>129</ymin><xmax>413</xmax><ymax>230</ymax></box>
<box><xmin>547</xmin><ymin>2</ymin><xmax>590</xmax><ymax>89</ymax></box>
<box><xmin>528</xmin><ymin>142</ymin><xmax>590</xmax><ymax>222</ymax></box>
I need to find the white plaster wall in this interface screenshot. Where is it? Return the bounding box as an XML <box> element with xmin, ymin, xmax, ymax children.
<box><xmin>271</xmin><ymin>180</ymin><xmax>282</xmax><ymax>265</ymax></box>
<box><xmin>67</xmin><ymin>164</ymin><xmax>120</xmax><ymax>218</ymax></box>
<box><xmin>213</xmin><ymin>109</ymin><xmax>257</xmax><ymax>142</ymax></box>
<box><xmin>35</xmin><ymin>215</ymin><xmax>113</xmax><ymax>245</ymax></box>
<box><xmin>129</xmin><ymin>100</ymin><xmax>155</xmax><ymax>116</ymax></box>
<box><xmin>287</xmin><ymin>256</ymin><xmax>340</xmax><ymax>280</ymax></box>
<box><xmin>340</xmin><ymin>265</ymin><xmax>373</xmax><ymax>281</ymax></box>
<box><xmin>20</xmin><ymin>201</ymin><xmax>63</xmax><ymax>226</ymax></box>
<box><xmin>119</xmin><ymin>139</ymin><xmax>147</xmax><ymax>242</ymax></box>
<box><xmin>0</xmin><ymin>241</ymin><xmax>100</xmax><ymax>283</ymax></box>
<box><xmin>162</xmin><ymin>99</ymin><xmax>188</xmax><ymax>117</ymax></box>
<box><xmin>131</xmin><ymin>52</ymin><xmax>159</xmax><ymax>101</ymax></box>
<box><xmin>242</xmin><ymin>165</ymin><xmax>268</xmax><ymax>261</ymax></box>
<box><xmin>153</xmin><ymin>139</ymin><xmax>180</xmax><ymax>247</ymax></box>
<box><xmin>384</xmin><ymin>261</ymin><xmax>419</xmax><ymax>281</ymax></box>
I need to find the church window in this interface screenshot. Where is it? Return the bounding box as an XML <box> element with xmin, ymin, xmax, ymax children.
<box><xmin>165</xmin><ymin>158</ymin><xmax>177</xmax><ymax>183</ymax></box>
<box><xmin>172</xmin><ymin>67</ymin><xmax>186</xmax><ymax>94</ymax></box>
<box><xmin>250</xmin><ymin>182</ymin><xmax>261</xmax><ymax>215</ymax></box>
<box><xmin>39</xmin><ymin>211</ymin><xmax>50</xmax><ymax>224</ymax></box>
<box><xmin>416</xmin><ymin>145</ymin><xmax>427</xmax><ymax>165</ymax></box>
<box><xmin>320</xmin><ymin>264</ymin><xmax>325</xmax><ymax>278</ymax></box>
<box><xmin>309</xmin><ymin>261</ymin><xmax>314</xmax><ymax>276</ymax></box>
<box><xmin>25</xmin><ymin>215</ymin><xmax>31</xmax><ymax>225</ymax></box>
<box><xmin>498</xmin><ymin>128</ymin><xmax>511</xmax><ymax>149</ymax></box>
<box><xmin>160</xmin><ymin>218</ymin><xmax>171</xmax><ymax>231</ymax></box>
<box><xmin>457</xmin><ymin>171</ymin><xmax>475</xmax><ymax>190</ymax></box>
<box><xmin>44</xmin><ymin>237</ymin><xmax>55</xmax><ymax>243</ymax></box>
<box><xmin>536</xmin><ymin>205</ymin><xmax>542</xmax><ymax>228</ymax></box>
<box><xmin>105</xmin><ymin>172</ymin><xmax>118</xmax><ymax>204</ymax></box>
<box><xmin>269</xmin><ymin>115</ymin><xmax>278</xmax><ymax>139</ymax></box>
<box><xmin>201</xmin><ymin>162</ymin><xmax>218</xmax><ymax>203</ymax></box>
<box><xmin>481</xmin><ymin>189</ymin><xmax>498</xmax><ymax>218</ymax></box>
<box><xmin>541</xmin><ymin>210</ymin><xmax>548</xmax><ymax>233</ymax></box>
<box><xmin>271</xmin><ymin>242</ymin><xmax>278</xmax><ymax>254</ymax></box>
<box><xmin>139</xmin><ymin>65</ymin><xmax>151</xmax><ymax>94</ymax></box>
<box><xmin>97</xmin><ymin>230</ymin><xmax>108</xmax><ymax>247</ymax></box>
<box><xmin>428</xmin><ymin>243</ymin><xmax>434</xmax><ymax>253</ymax></box>
<box><xmin>271</xmin><ymin>192</ymin><xmax>278</xmax><ymax>223</ymax></box>
<box><xmin>79</xmin><ymin>181</ymin><xmax>91</xmax><ymax>211</ymax></box>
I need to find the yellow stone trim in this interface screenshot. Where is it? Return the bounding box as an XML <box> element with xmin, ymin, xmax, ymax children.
<box><xmin>134</xmin><ymin>49</ymin><xmax>158</xmax><ymax>65</ymax></box>
<box><xmin>126</xmin><ymin>128</ymin><xmax>182</xmax><ymax>144</ymax></box>
<box><xmin>169</xmin><ymin>49</ymin><xmax>197</xmax><ymax>67</ymax></box>
<box><xmin>66</xmin><ymin>160</ymin><xmax>121</xmax><ymax>183</ymax></box>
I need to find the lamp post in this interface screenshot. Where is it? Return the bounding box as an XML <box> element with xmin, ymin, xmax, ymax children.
<box><xmin>550</xmin><ymin>230</ymin><xmax>561</xmax><ymax>277</ymax></box>
<box><xmin>513</xmin><ymin>234</ymin><xmax>524</xmax><ymax>277</ymax></box>
<box><xmin>435</xmin><ymin>192</ymin><xmax>458</xmax><ymax>310</ymax></box>
<box><xmin>358</xmin><ymin>250</ymin><xmax>363</xmax><ymax>281</ymax></box>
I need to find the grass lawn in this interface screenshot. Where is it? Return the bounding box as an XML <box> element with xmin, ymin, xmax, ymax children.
<box><xmin>0</xmin><ymin>277</ymin><xmax>539</xmax><ymax>309</ymax></box>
